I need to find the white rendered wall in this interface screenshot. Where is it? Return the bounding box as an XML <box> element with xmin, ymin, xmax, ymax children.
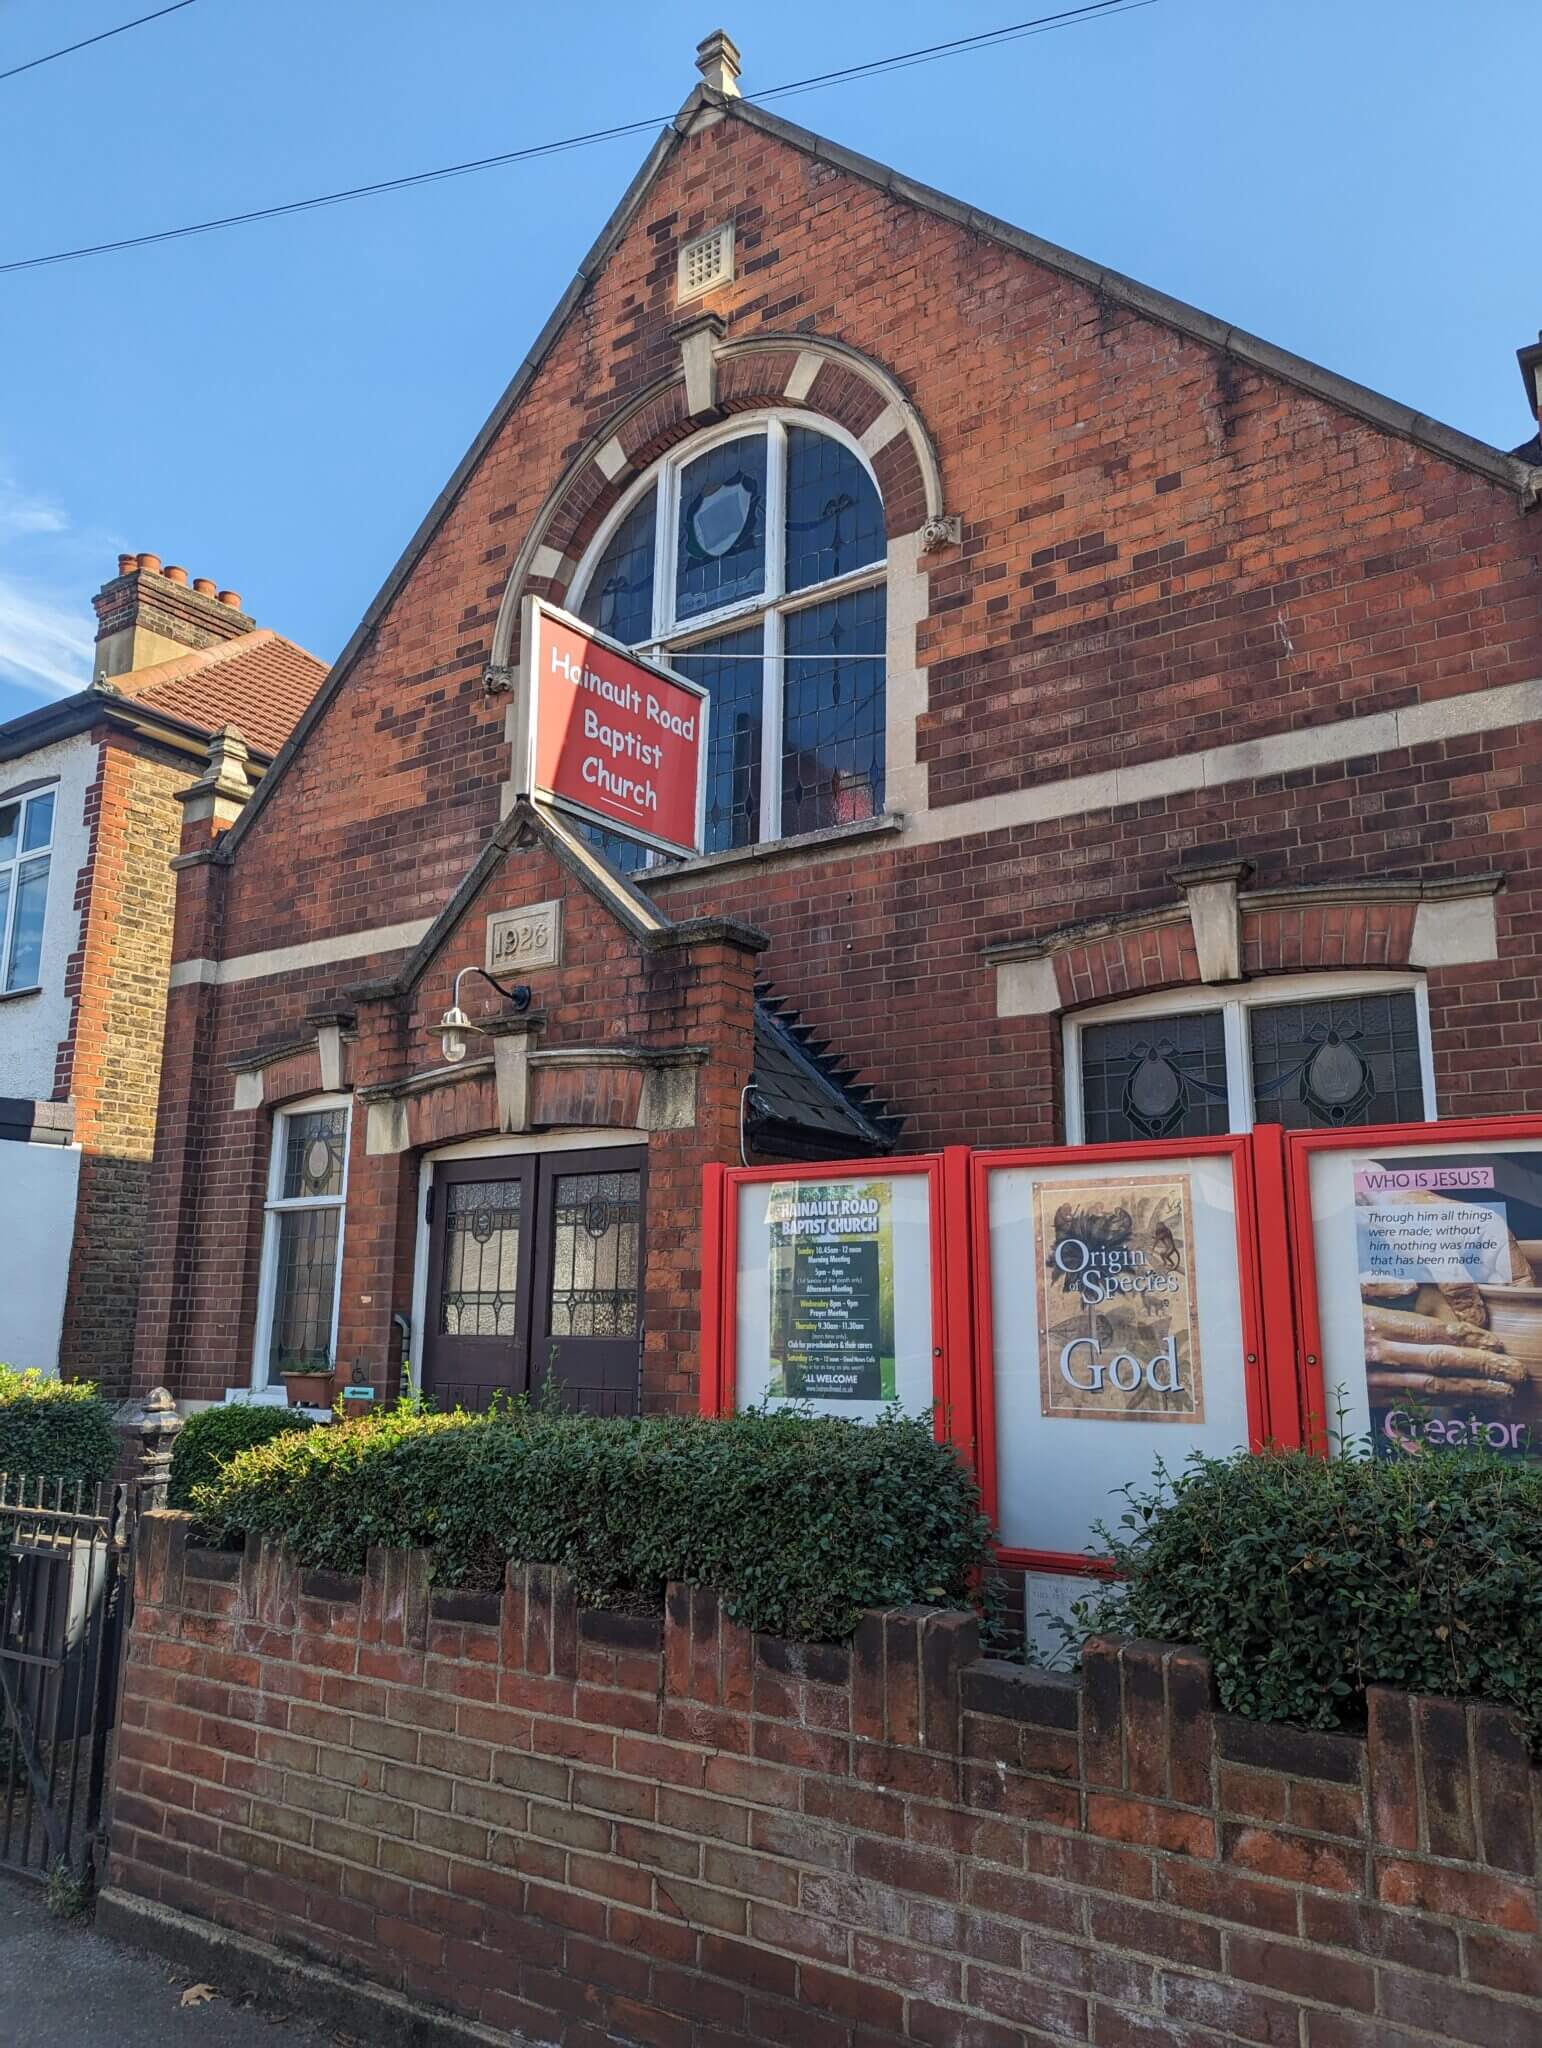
<box><xmin>0</xmin><ymin>732</ymin><xmax>97</xmax><ymax>1102</ymax></box>
<box><xmin>0</xmin><ymin>1140</ymin><xmax>80</xmax><ymax>1373</ymax></box>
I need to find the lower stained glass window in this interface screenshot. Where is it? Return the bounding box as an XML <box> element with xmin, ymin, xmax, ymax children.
<box><xmin>1248</xmin><ymin>993</ymin><xmax>1425</xmax><ymax>1130</ymax></box>
<box><xmin>1077</xmin><ymin>991</ymin><xmax>1428</xmax><ymax>1142</ymax></box>
<box><xmin>1079</xmin><ymin>1011</ymin><xmax>1232</xmax><ymax>1144</ymax></box>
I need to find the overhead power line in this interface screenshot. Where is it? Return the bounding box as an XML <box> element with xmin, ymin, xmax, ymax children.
<box><xmin>0</xmin><ymin>0</ymin><xmax>1158</xmax><ymax>276</ymax></box>
<box><xmin>0</xmin><ymin>0</ymin><xmax>200</xmax><ymax>85</ymax></box>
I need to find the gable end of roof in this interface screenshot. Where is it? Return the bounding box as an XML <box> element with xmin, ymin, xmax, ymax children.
<box><xmin>215</xmin><ymin>82</ymin><xmax>1541</xmax><ymax>864</ymax></box>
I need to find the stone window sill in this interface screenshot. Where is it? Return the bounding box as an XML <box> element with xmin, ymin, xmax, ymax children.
<box><xmin>645</xmin><ymin>811</ymin><xmax>903</xmax><ymax>884</ymax></box>
<box><xmin>0</xmin><ymin>985</ymin><xmax>41</xmax><ymax>1006</ymax></box>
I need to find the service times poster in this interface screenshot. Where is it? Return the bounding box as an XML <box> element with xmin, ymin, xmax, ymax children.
<box><xmin>1353</xmin><ymin>1151</ymin><xmax>1542</xmax><ymax>1462</ymax></box>
<box><xmin>1034</xmin><ymin>1175</ymin><xmax>1204</xmax><ymax>1424</ymax></box>
<box><xmin>766</xmin><ymin>1180</ymin><xmax>895</xmax><ymax>1401</ymax></box>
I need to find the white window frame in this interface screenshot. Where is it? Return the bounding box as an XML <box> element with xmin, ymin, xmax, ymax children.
<box><xmin>0</xmin><ymin>783</ymin><xmax>57</xmax><ymax>994</ymax></box>
<box><xmin>569</xmin><ymin>410</ymin><xmax>888</xmax><ymax>850</ymax></box>
<box><xmin>1062</xmin><ymin>970</ymin><xmax>1437</xmax><ymax>1145</ymax></box>
<box><xmin>251</xmin><ymin>1093</ymin><xmax>352</xmax><ymax>1391</ymax></box>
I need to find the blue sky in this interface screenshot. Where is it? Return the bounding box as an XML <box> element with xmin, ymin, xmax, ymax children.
<box><xmin>1</xmin><ymin>0</ymin><xmax>1536</xmax><ymax>724</ymax></box>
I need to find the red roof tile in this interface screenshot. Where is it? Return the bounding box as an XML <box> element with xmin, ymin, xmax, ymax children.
<box><xmin>115</xmin><ymin>629</ymin><xmax>327</xmax><ymax>758</ymax></box>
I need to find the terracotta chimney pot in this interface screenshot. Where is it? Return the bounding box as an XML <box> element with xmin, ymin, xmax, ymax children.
<box><xmin>192</xmin><ymin>577</ymin><xmax>217</xmax><ymax>596</ymax></box>
<box><xmin>217</xmin><ymin>589</ymin><xmax>242</xmax><ymax>610</ymax></box>
<box><xmin>136</xmin><ymin>552</ymin><xmax>162</xmax><ymax>575</ymax></box>
<box><xmin>164</xmin><ymin>564</ymin><xmax>189</xmax><ymax>586</ymax></box>
<box><xmin>117</xmin><ymin>552</ymin><xmax>137</xmax><ymax>576</ymax></box>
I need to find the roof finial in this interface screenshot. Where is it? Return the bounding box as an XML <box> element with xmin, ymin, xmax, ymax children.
<box><xmin>695</xmin><ymin>28</ymin><xmax>741</xmax><ymax>97</ymax></box>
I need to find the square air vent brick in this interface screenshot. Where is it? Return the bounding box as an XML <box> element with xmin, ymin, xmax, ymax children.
<box><xmin>677</xmin><ymin>223</ymin><xmax>734</xmax><ymax>302</ymax></box>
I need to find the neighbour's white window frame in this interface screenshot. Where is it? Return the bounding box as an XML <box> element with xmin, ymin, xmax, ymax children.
<box><xmin>251</xmin><ymin>1093</ymin><xmax>352</xmax><ymax>1390</ymax></box>
<box><xmin>1062</xmin><ymin>970</ymin><xmax>1437</xmax><ymax>1145</ymax></box>
<box><xmin>0</xmin><ymin>782</ymin><xmax>57</xmax><ymax>994</ymax></box>
<box><xmin>568</xmin><ymin>410</ymin><xmax>889</xmax><ymax>850</ymax></box>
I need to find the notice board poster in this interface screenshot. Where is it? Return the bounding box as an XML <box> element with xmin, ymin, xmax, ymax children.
<box><xmin>1353</xmin><ymin>1150</ymin><xmax>1542</xmax><ymax>1462</ymax></box>
<box><xmin>765</xmin><ymin>1180</ymin><xmax>895</xmax><ymax>1401</ymax></box>
<box><xmin>1034</xmin><ymin>1175</ymin><xmax>1203</xmax><ymax>1424</ymax></box>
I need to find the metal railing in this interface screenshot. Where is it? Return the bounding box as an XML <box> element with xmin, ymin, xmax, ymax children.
<box><xmin>0</xmin><ymin>1475</ymin><xmax>133</xmax><ymax>1888</ymax></box>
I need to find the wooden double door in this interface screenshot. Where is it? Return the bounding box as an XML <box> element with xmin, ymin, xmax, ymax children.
<box><xmin>421</xmin><ymin>1147</ymin><xmax>645</xmax><ymax>1415</ymax></box>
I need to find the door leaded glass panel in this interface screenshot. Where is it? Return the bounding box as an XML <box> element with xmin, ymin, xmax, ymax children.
<box><xmin>439</xmin><ymin>1179</ymin><xmax>524</xmax><ymax>1338</ymax></box>
<box><xmin>546</xmin><ymin>1170</ymin><xmax>641</xmax><ymax>1338</ymax></box>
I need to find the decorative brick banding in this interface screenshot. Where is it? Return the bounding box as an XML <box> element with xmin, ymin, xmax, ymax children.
<box><xmin>108</xmin><ymin>1516</ymin><xmax>1542</xmax><ymax>2048</ymax></box>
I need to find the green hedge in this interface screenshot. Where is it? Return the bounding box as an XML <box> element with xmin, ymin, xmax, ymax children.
<box><xmin>190</xmin><ymin>1404</ymin><xmax>992</xmax><ymax>1642</ymax></box>
<box><xmin>1066</xmin><ymin>1444</ymin><xmax>1542</xmax><ymax>1749</ymax></box>
<box><xmin>168</xmin><ymin>1404</ymin><xmax>314</xmax><ymax>1509</ymax></box>
<box><xmin>0</xmin><ymin>1366</ymin><xmax>118</xmax><ymax>1492</ymax></box>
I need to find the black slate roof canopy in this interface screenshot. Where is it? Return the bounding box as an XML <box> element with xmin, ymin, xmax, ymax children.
<box><xmin>747</xmin><ymin>988</ymin><xmax>900</xmax><ymax>1161</ymax></box>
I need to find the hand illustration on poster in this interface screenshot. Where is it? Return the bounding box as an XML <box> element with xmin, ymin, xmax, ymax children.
<box><xmin>1353</xmin><ymin>1152</ymin><xmax>1542</xmax><ymax>1462</ymax></box>
<box><xmin>1034</xmin><ymin>1176</ymin><xmax>1204</xmax><ymax>1424</ymax></box>
<box><xmin>766</xmin><ymin>1180</ymin><xmax>895</xmax><ymax>1402</ymax></box>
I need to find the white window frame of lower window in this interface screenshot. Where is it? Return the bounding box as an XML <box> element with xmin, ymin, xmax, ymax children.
<box><xmin>1061</xmin><ymin>971</ymin><xmax>1437</xmax><ymax>1145</ymax></box>
<box><xmin>0</xmin><ymin>782</ymin><xmax>57</xmax><ymax>994</ymax></box>
<box><xmin>568</xmin><ymin>410</ymin><xmax>889</xmax><ymax>851</ymax></box>
<box><xmin>250</xmin><ymin>1093</ymin><xmax>352</xmax><ymax>1391</ymax></box>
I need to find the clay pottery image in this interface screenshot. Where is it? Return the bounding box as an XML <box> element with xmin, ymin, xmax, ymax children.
<box><xmin>1478</xmin><ymin>1246</ymin><xmax>1542</xmax><ymax>1375</ymax></box>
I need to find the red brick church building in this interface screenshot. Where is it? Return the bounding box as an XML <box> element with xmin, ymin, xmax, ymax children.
<box><xmin>131</xmin><ymin>32</ymin><xmax>1542</xmax><ymax>1418</ymax></box>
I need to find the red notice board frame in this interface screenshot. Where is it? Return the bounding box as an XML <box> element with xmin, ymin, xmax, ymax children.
<box><xmin>699</xmin><ymin>1153</ymin><xmax>973</xmax><ymax>1452</ymax></box>
<box><xmin>1285</xmin><ymin>1112</ymin><xmax>1542</xmax><ymax>1447</ymax></box>
<box><xmin>968</xmin><ymin>1133</ymin><xmax>1281</xmax><ymax>1578</ymax></box>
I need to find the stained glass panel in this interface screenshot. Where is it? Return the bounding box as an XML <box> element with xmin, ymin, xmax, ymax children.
<box><xmin>1249</xmin><ymin>993</ymin><xmax>1425</xmax><ymax>1131</ymax></box>
<box><xmin>280</xmin><ymin>1108</ymin><xmax>348</xmax><ymax>1200</ymax></box>
<box><xmin>780</xmin><ymin>586</ymin><xmax>886</xmax><ymax>837</ymax></box>
<box><xmin>1080</xmin><ymin>1012</ymin><xmax>1231</xmax><ymax>1144</ymax></box>
<box><xmin>547</xmin><ymin>1170</ymin><xmax>640</xmax><ymax>1338</ymax></box>
<box><xmin>672</xmin><ymin>623</ymin><xmax>764</xmax><ymax>852</ymax></box>
<box><xmin>577</xmin><ymin>486</ymin><xmax>657</xmax><ymax>647</ymax></box>
<box><xmin>439</xmin><ymin>1179</ymin><xmax>523</xmax><ymax>1338</ymax></box>
<box><xmin>784</xmin><ymin>427</ymin><xmax>884</xmax><ymax>594</ymax></box>
<box><xmin>267</xmin><ymin>1208</ymin><xmax>341</xmax><ymax>1372</ymax></box>
<box><xmin>675</xmin><ymin>434</ymin><xmax>766</xmax><ymax>621</ymax></box>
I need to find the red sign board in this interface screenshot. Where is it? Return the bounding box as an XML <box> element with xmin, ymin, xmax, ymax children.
<box><xmin>517</xmin><ymin>599</ymin><xmax>709</xmax><ymax>858</ymax></box>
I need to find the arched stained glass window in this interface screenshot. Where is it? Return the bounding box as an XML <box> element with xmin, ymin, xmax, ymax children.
<box><xmin>569</xmin><ymin>416</ymin><xmax>888</xmax><ymax>864</ymax></box>
<box><xmin>576</xmin><ymin>484</ymin><xmax>656</xmax><ymax>648</ymax></box>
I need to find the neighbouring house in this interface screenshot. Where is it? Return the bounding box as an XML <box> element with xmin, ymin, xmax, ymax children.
<box><xmin>0</xmin><ymin>554</ymin><xmax>325</xmax><ymax>1388</ymax></box>
<box><xmin>129</xmin><ymin>32</ymin><xmax>1542</xmax><ymax>1449</ymax></box>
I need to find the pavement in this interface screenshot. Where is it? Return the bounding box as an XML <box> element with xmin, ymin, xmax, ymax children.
<box><xmin>0</xmin><ymin>1876</ymin><xmax>335</xmax><ymax>2047</ymax></box>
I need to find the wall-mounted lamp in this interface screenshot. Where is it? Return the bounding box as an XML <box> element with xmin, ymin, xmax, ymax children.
<box><xmin>433</xmin><ymin>964</ymin><xmax>532</xmax><ymax>1065</ymax></box>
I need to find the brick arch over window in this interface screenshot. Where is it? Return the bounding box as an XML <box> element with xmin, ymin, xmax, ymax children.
<box><xmin>990</xmin><ymin>870</ymin><xmax>1503</xmax><ymax>1019</ymax></box>
<box><xmin>1052</xmin><ymin>899</ymin><xmax>1422</xmax><ymax>1012</ymax></box>
<box><xmin>486</xmin><ymin>334</ymin><xmax>942</xmax><ymax>676</ymax></box>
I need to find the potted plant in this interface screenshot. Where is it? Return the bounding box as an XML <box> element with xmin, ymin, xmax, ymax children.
<box><xmin>278</xmin><ymin>1356</ymin><xmax>334</xmax><ymax>1409</ymax></box>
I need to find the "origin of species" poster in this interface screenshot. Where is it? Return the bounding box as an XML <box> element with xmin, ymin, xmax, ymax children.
<box><xmin>766</xmin><ymin>1180</ymin><xmax>896</xmax><ymax>1401</ymax></box>
<box><xmin>1034</xmin><ymin>1175</ymin><xmax>1204</xmax><ymax>1424</ymax></box>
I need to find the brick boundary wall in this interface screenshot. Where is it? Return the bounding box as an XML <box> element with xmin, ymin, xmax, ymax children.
<box><xmin>103</xmin><ymin>1515</ymin><xmax>1541</xmax><ymax>2048</ymax></box>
